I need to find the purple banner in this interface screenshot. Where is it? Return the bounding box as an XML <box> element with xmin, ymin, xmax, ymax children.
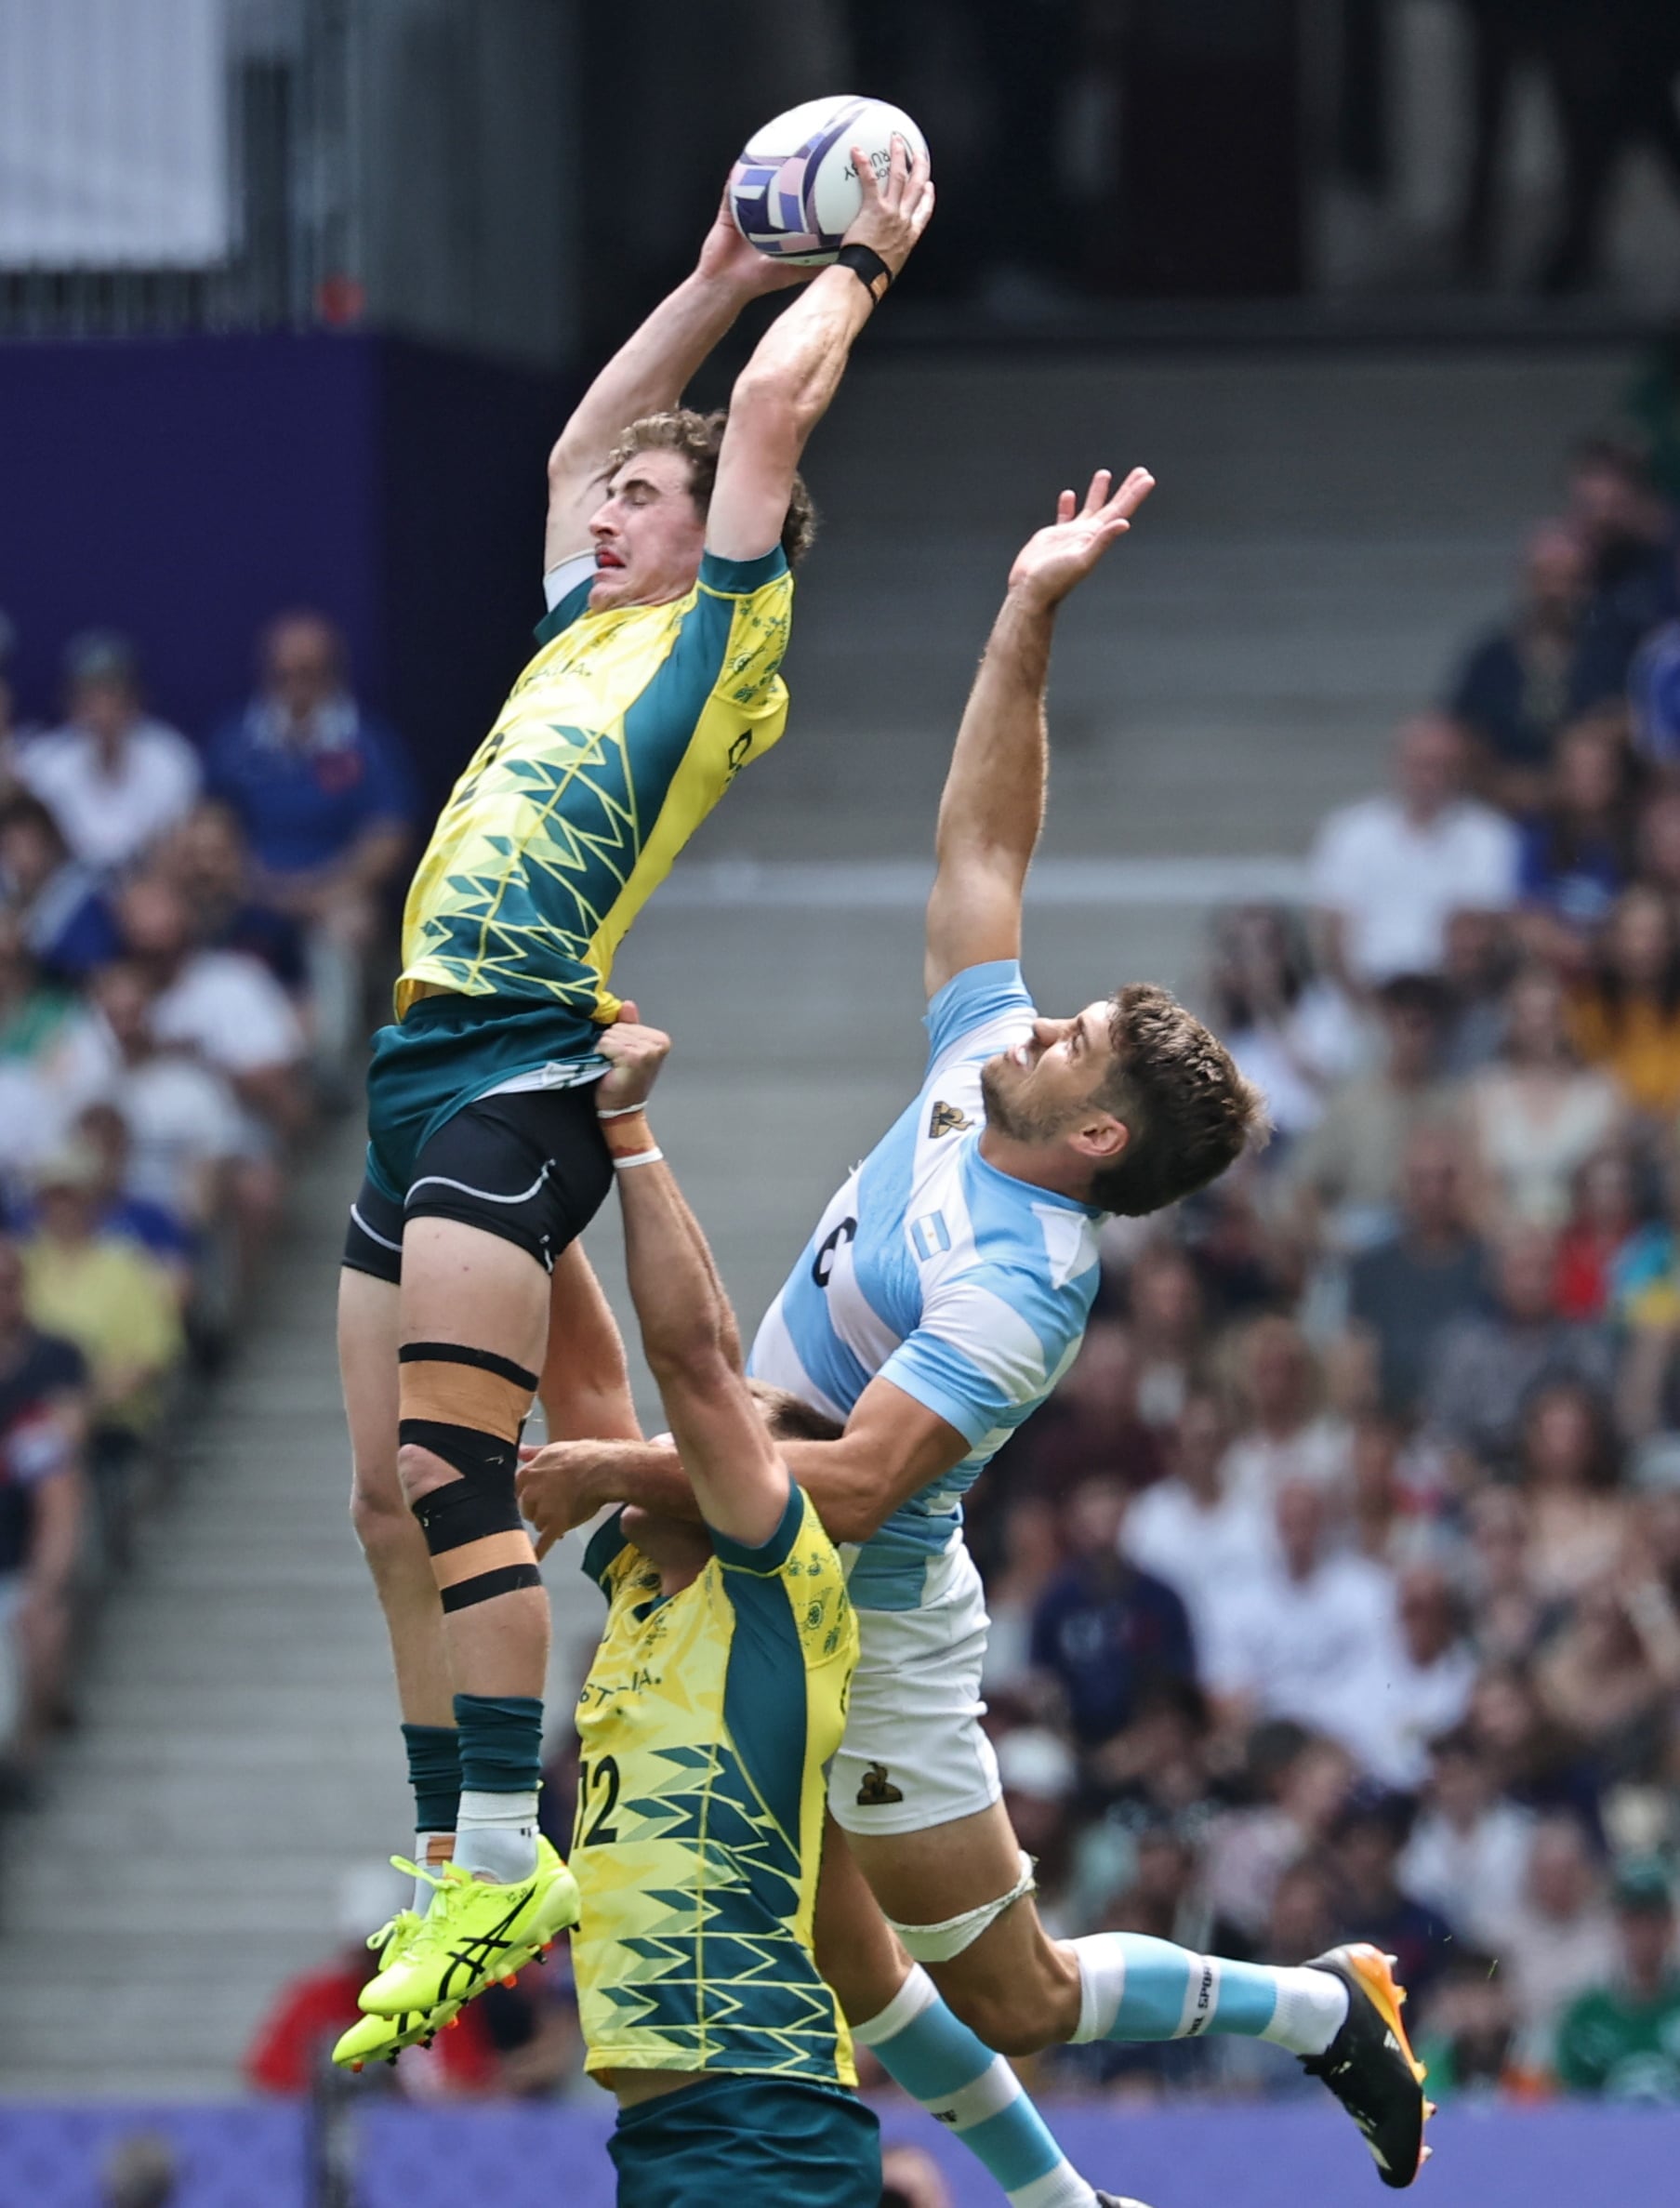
<box><xmin>3</xmin><ymin>2096</ymin><xmax>1675</xmax><ymax>2208</ymax></box>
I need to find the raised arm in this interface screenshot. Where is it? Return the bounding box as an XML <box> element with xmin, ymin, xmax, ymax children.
<box><xmin>923</xmin><ymin>468</ymin><xmax>1156</xmax><ymax>998</ymax></box>
<box><xmin>594</xmin><ymin>1016</ymin><xmax>787</xmax><ymax>1547</ymax></box>
<box><xmin>543</xmin><ymin>195</ymin><xmax>816</xmax><ymax>575</ymax></box>
<box><xmin>705</xmin><ymin>136</ymin><xmax>934</xmax><ymax>562</ymax></box>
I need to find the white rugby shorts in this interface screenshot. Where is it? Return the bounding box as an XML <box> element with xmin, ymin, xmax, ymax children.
<box><xmin>829</xmin><ymin>1535</ymin><xmax>1002</xmax><ymax>1838</ymax></box>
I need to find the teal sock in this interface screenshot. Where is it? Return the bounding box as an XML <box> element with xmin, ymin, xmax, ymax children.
<box><xmin>401</xmin><ymin>1722</ymin><xmax>460</xmax><ymax>1834</ymax></box>
<box><xmin>453</xmin><ymin>1693</ymin><xmax>543</xmax><ymax>1882</ymax></box>
<box><xmin>853</xmin><ymin>1966</ymin><xmax>1095</xmax><ymax>2208</ymax></box>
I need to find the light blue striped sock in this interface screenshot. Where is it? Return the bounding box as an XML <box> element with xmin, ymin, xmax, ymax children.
<box><xmin>1069</xmin><ymin>1933</ymin><xmax>1347</xmax><ymax>2052</ymax></box>
<box><xmin>853</xmin><ymin>1965</ymin><xmax>1095</xmax><ymax>2208</ymax></box>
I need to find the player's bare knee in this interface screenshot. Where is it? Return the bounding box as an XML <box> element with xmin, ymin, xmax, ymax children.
<box><xmin>394</xmin><ymin>1438</ymin><xmax>457</xmax><ymax>1508</ymax></box>
<box><xmin>349</xmin><ymin>1462</ymin><xmax>408</xmax><ymax>1553</ymax></box>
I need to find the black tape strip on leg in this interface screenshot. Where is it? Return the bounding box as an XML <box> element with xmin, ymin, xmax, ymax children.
<box><xmin>399</xmin><ymin>1341</ymin><xmax>539</xmax><ymax>1391</ymax></box>
<box><xmin>441</xmin><ymin>1563</ymin><xmax>542</xmax><ymax>1613</ymax></box>
<box><xmin>400</xmin><ymin>1420</ymin><xmax>523</xmax><ymax>1554</ymax></box>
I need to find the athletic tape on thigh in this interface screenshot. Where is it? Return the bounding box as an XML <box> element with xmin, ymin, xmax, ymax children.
<box><xmin>882</xmin><ymin>1851</ymin><xmax>1038</xmax><ymax>1963</ymax></box>
<box><xmin>398</xmin><ymin>1342</ymin><xmax>541</xmax><ymax>1611</ymax></box>
<box><xmin>399</xmin><ymin>1340</ymin><xmax>536</xmax><ymax>1442</ymax></box>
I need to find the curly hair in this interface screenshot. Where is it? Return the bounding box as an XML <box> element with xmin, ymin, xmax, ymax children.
<box><xmin>605</xmin><ymin>408</ymin><xmax>818</xmax><ymax>568</ymax></box>
<box><xmin>1089</xmin><ymin>983</ymin><xmax>1269</xmax><ymax>1217</ymax></box>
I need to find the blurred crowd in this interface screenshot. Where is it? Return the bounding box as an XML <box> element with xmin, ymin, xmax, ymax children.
<box><xmin>0</xmin><ymin>610</ymin><xmax>415</xmax><ymax>1800</ymax></box>
<box><xmin>933</xmin><ymin>430</ymin><xmax>1680</xmax><ymax>2110</ymax></box>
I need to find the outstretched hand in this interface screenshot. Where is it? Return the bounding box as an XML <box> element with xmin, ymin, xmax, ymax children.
<box><xmin>840</xmin><ymin>132</ymin><xmax>935</xmax><ymax>280</ymax></box>
<box><xmin>1007</xmin><ymin>469</ymin><xmax>1156</xmax><ymax>613</ymax></box>
<box><xmin>696</xmin><ymin>184</ymin><xmax>823</xmax><ymax>297</ymax></box>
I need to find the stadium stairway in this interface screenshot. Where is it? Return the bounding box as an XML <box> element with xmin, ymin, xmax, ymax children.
<box><xmin>0</xmin><ymin>344</ymin><xmax>1637</xmax><ymax>2094</ymax></box>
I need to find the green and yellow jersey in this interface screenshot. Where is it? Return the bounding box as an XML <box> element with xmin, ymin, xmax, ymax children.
<box><xmin>571</xmin><ymin>1483</ymin><xmax>857</xmax><ymax>2087</ymax></box>
<box><xmin>397</xmin><ymin>545</ymin><xmax>793</xmax><ymax>1022</ymax></box>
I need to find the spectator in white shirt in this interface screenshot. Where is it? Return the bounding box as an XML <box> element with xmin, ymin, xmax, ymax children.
<box><xmin>113</xmin><ymin>875</ymin><xmax>307</xmax><ymax>1143</ymax></box>
<box><xmin>86</xmin><ymin>962</ymin><xmax>244</xmax><ymax>1227</ymax></box>
<box><xmin>1312</xmin><ymin>712</ymin><xmax>1519</xmax><ymax>991</ymax></box>
<box><xmin>1125</xmin><ymin>1387</ymin><xmax>1274</xmax><ymax>1651</ymax></box>
<box><xmin>1359</xmin><ymin>1561</ymin><xmax>1479</xmax><ymax>1789</ymax></box>
<box><xmin>1479</xmin><ymin>1813</ymin><xmax>1620</xmax><ymax>2067</ymax></box>
<box><xmin>18</xmin><ymin>635</ymin><xmax>199</xmax><ymax>876</ymax></box>
<box><xmin>1221</xmin><ymin>1315</ymin><xmax>1352</xmax><ymax>1511</ymax></box>
<box><xmin>1401</xmin><ymin>1725</ymin><xmax>1536</xmax><ymax>1948</ymax></box>
<box><xmin>1203</xmin><ymin>1478</ymin><xmax>1397</xmax><ymax>1766</ymax></box>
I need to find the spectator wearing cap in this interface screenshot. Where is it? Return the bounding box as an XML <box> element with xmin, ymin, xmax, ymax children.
<box><xmin>1347</xmin><ymin>1125</ymin><xmax>1487</xmax><ymax>1420</ymax></box>
<box><xmin>1554</xmin><ymin>1859</ymin><xmax>1680</xmax><ymax>2098</ymax></box>
<box><xmin>17</xmin><ymin>1144</ymin><xmax>183</xmax><ymax>1459</ymax></box>
<box><xmin>18</xmin><ymin>634</ymin><xmax>199</xmax><ymax>875</ymax></box>
<box><xmin>1310</xmin><ymin>714</ymin><xmax>1519</xmax><ymax>993</ymax></box>
<box><xmin>205</xmin><ymin>614</ymin><xmax>416</xmax><ymax>1088</ymax></box>
<box><xmin>1287</xmin><ymin>974</ymin><xmax>1460</xmax><ymax>1252</ymax></box>
<box><xmin>1424</xmin><ymin>1227</ymin><xmax>1615</xmax><ymax>1473</ymax></box>
<box><xmin>0</xmin><ymin>792</ymin><xmax>121</xmax><ymax>981</ymax></box>
<box><xmin>1028</xmin><ymin>1476</ymin><xmax>1196</xmax><ymax>1750</ymax></box>
<box><xmin>1446</xmin><ymin>522</ymin><xmax>1621</xmax><ymax>813</ymax></box>
<box><xmin>0</xmin><ymin>1234</ymin><xmax>85</xmax><ymax>1779</ymax></box>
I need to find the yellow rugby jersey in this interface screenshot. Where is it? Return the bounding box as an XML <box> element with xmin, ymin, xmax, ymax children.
<box><xmin>571</xmin><ymin>1483</ymin><xmax>858</xmax><ymax>2085</ymax></box>
<box><xmin>396</xmin><ymin>547</ymin><xmax>793</xmax><ymax>1020</ymax></box>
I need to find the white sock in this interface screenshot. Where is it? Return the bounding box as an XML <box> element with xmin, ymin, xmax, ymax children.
<box><xmin>1260</xmin><ymin>1966</ymin><xmax>1350</xmax><ymax>2056</ymax></box>
<box><xmin>452</xmin><ymin>1789</ymin><xmax>539</xmax><ymax>1883</ymax></box>
<box><xmin>412</xmin><ymin>1831</ymin><xmax>456</xmax><ymax>1914</ymax></box>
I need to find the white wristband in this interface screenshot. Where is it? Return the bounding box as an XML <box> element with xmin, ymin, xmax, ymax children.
<box><xmin>612</xmin><ymin>1146</ymin><xmax>664</xmax><ymax>1170</ymax></box>
<box><xmin>599</xmin><ymin>1104</ymin><xmax>649</xmax><ymax>1121</ymax></box>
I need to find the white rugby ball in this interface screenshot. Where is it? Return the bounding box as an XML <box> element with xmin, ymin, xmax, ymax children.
<box><xmin>728</xmin><ymin>94</ymin><xmax>929</xmax><ymax>265</ymax></box>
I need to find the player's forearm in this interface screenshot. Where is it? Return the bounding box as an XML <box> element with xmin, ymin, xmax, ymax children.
<box><xmin>549</xmin><ymin>271</ymin><xmax>750</xmax><ymax>483</ymax></box>
<box><xmin>612</xmin><ymin>1139</ymin><xmax>734</xmax><ymax>1380</ymax></box>
<box><xmin>728</xmin><ymin>264</ymin><xmax>875</xmax><ymax>448</ymax></box>
<box><xmin>589</xmin><ymin>1438</ymin><xmax>706</xmax><ymax>1526</ymax></box>
<box><xmin>933</xmin><ymin>587</ymin><xmax>1054</xmax><ymax>878</ymax></box>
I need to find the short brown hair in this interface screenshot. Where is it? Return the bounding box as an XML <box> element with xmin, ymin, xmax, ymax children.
<box><xmin>747</xmin><ymin>1379</ymin><xmax>844</xmax><ymax>1444</ymax></box>
<box><xmin>1090</xmin><ymin>983</ymin><xmax>1268</xmax><ymax>1216</ymax></box>
<box><xmin>606</xmin><ymin>407</ymin><xmax>817</xmax><ymax>568</ymax></box>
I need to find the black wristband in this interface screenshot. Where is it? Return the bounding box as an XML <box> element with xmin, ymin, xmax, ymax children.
<box><xmin>837</xmin><ymin>243</ymin><xmax>893</xmax><ymax>299</ymax></box>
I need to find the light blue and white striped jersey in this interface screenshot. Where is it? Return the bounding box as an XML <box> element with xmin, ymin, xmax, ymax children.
<box><xmin>749</xmin><ymin>960</ymin><xmax>1104</xmax><ymax>1611</ymax></box>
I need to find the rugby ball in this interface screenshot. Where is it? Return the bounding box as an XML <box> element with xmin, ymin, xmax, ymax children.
<box><xmin>728</xmin><ymin>95</ymin><xmax>929</xmax><ymax>265</ymax></box>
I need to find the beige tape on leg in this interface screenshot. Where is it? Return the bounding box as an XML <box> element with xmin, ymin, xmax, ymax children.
<box><xmin>882</xmin><ymin>1851</ymin><xmax>1038</xmax><ymax>1964</ymax></box>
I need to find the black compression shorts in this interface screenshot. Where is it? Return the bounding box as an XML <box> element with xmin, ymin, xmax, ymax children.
<box><xmin>342</xmin><ymin>1083</ymin><xmax>613</xmax><ymax>1286</ymax></box>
